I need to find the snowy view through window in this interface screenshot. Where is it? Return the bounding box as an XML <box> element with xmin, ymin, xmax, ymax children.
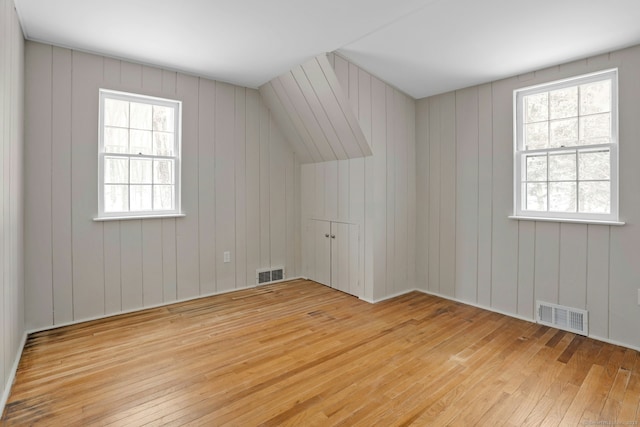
<box><xmin>99</xmin><ymin>90</ymin><xmax>181</xmax><ymax>217</ymax></box>
<box><xmin>515</xmin><ymin>70</ymin><xmax>617</xmax><ymax>220</ymax></box>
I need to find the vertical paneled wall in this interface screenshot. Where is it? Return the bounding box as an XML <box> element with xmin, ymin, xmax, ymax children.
<box><xmin>416</xmin><ymin>45</ymin><xmax>640</xmax><ymax>349</ymax></box>
<box><xmin>0</xmin><ymin>0</ymin><xmax>24</xmax><ymax>408</ymax></box>
<box><xmin>24</xmin><ymin>41</ymin><xmax>300</xmax><ymax>330</ymax></box>
<box><xmin>301</xmin><ymin>54</ymin><xmax>416</xmax><ymax>301</ymax></box>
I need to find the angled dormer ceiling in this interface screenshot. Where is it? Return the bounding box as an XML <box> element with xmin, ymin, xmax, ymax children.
<box><xmin>259</xmin><ymin>55</ymin><xmax>371</xmax><ymax>164</ymax></box>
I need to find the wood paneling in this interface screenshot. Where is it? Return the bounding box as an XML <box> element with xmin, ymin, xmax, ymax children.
<box><xmin>517</xmin><ymin>221</ymin><xmax>535</xmax><ymax>318</ymax></box>
<box><xmin>427</xmin><ymin>95</ymin><xmax>441</xmax><ymax>295</ymax></box>
<box><xmin>70</xmin><ymin>51</ymin><xmax>105</xmax><ymax>320</ymax></box>
<box><xmin>415</xmin><ymin>98</ymin><xmax>429</xmax><ymax>294</ymax></box>
<box><xmin>535</xmin><ymin>221</ymin><xmax>561</xmax><ymax>305</ymax></box>
<box><xmin>120</xmin><ymin>221</ymin><xmax>143</xmax><ymax>310</ymax></box>
<box><xmin>51</xmin><ymin>46</ymin><xmax>73</xmax><ymax>324</ymax></box>
<box><xmin>319</xmin><ymin>57</ymin><xmax>371</xmax><ymax>158</ymax></box>
<box><xmin>439</xmin><ymin>92</ymin><xmax>456</xmax><ymax>298</ymax></box>
<box><xmin>301</xmin><ymin>55</ymin><xmax>415</xmax><ymax>302</ymax></box>
<box><xmin>215</xmin><ymin>82</ymin><xmax>236</xmax><ymax>293</ymax></box>
<box><xmin>371</xmin><ymin>77</ymin><xmax>388</xmax><ymax>300</ymax></box>
<box><xmin>3</xmin><ymin>280</ymin><xmax>639</xmax><ymax>425</ymax></box>
<box><xmin>407</xmin><ymin>94</ymin><xmax>417</xmax><ymax>292</ymax></box>
<box><xmin>559</xmin><ymin>223</ymin><xmax>588</xmax><ymax>309</ymax></box>
<box><xmin>269</xmin><ymin>120</ymin><xmax>287</xmax><ymax>271</ymax></box>
<box><xmin>586</xmin><ymin>225</ymin><xmax>610</xmax><ymax>339</ymax></box>
<box><xmin>489</xmin><ymin>76</ymin><xmax>519</xmax><ymax>314</ymax></box>
<box><xmin>455</xmin><ymin>87</ymin><xmax>478</xmax><ymax>303</ymax></box>
<box><xmin>259</xmin><ymin>82</ymin><xmax>310</xmax><ymax>163</ymax></box>
<box><xmin>161</xmin><ymin>218</ymin><xmax>177</xmax><ymax>303</ymax></box>
<box><xmin>608</xmin><ymin>46</ymin><xmax>640</xmax><ymax>347</ymax></box>
<box><xmin>197</xmin><ymin>78</ymin><xmax>216</xmax><ymax>295</ymax></box>
<box><xmin>259</xmin><ymin>101</ymin><xmax>271</xmax><ymax>269</ymax></box>
<box><xmin>103</xmin><ymin>221</ymin><xmax>121</xmax><ymax>313</ymax></box>
<box><xmin>245</xmin><ymin>90</ymin><xmax>261</xmax><ymax>287</ymax></box>
<box><xmin>24</xmin><ymin>41</ymin><xmax>52</xmax><ymax>328</ymax></box>
<box><xmin>235</xmin><ymin>87</ymin><xmax>248</xmax><ymax>289</ymax></box>
<box><xmin>259</xmin><ymin>55</ymin><xmax>372</xmax><ymax>164</ymax></box>
<box><xmin>175</xmin><ymin>73</ymin><xmax>200</xmax><ymax>300</ymax></box>
<box><xmin>477</xmin><ymin>83</ymin><xmax>493</xmax><ymax>307</ymax></box>
<box><xmin>385</xmin><ymin>85</ymin><xmax>396</xmax><ymax>295</ymax></box>
<box><xmin>141</xmin><ymin>219</ymin><xmax>163</xmax><ymax>306</ymax></box>
<box><xmin>23</xmin><ymin>42</ymin><xmax>300</xmax><ymax>330</ymax></box>
<box><xmin>102</xmin><ymin>59</ymin><xmax>122</xmax><ymax>315</ymax></box>
<box><xmin>416</xmin><ymin>44</ymin><xmax>640</xmax><ymax>350</ymax></box>
<box><xmin>272</xmin><ymin>75</ymin><xmax>327</xmax><ymax>162</ymax></box>
<box><xmin>0</xmin><ymin>0</ymin><xmax>24</xmax><ymax>413</ymax></box>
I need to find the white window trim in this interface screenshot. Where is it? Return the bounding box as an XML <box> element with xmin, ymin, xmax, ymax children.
<box><xmin>512</xmin><ymin>69</ymin><xmax>620</xmax><ymax>223</ymax></box>
<box><xmin>95</xmin><ymin>89</ymin><xmax>183</xmax><ymax>221</ymax></box>
<box><xmin>94</xmin><ymin>213</ymin><xmax>186</xmax><ymax>222</ymax></box>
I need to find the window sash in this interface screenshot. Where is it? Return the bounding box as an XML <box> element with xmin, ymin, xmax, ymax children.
<box><xmin>513</xmin><ymin>69</ymin><xmax>618</xmax><ymax>222</ymax></box>
<box><xmin>98</xmin><ymin>89</ymin><xmax>182</xmax><ymax>219</ymax></box>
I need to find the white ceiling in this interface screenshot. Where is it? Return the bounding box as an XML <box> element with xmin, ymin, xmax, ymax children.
<box><xmin>14</xmin><ymin>0</ymin><xmax>640</xmax><ymax>99</ymax></box>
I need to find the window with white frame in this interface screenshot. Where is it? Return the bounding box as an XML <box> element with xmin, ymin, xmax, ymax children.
<box><xmin>513</xmin><ymin>69</ymin><xmax>618</xmax><ymax>222</ymax></box>
<box><xmin>98</xmin><ymin>89</ymin><xmax>182</xmax><ymax>219</ymax></box>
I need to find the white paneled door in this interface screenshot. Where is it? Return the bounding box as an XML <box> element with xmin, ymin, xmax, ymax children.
<box><xmin>314</xmin><ymin>220</ymin><xmax>331</xmax><ymax>287</ymax></box>
<box><xmin>307</xmin><ymin>219</ymin><xmax>360</xmax><ymax>298</ymax></box>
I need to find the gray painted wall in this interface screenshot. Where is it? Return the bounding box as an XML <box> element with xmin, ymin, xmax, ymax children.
<box><xmin>24</xmin><ymin>42</ymin><xmax>301</xmax><ymax>331</ymax></box>
<box><xmin>301</xmin><ymin>53</ymin><xmax>416</xmax><ymax>302</ymax></box>
<box><xmin>0</xmin><ymin>0</ymin><xmax>25</xmax><ymax>410</ymax></box>
<box><xmin>416</xmin><ymin>46</ymin><xmax>640</xmax><ymax>350</ymax></box>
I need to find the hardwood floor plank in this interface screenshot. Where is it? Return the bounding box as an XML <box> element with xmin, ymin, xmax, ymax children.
<box><xmin>538</xmin><ymin>382</ymin><xmax>580</xmax><ymax>426</ymax></box>
<box><xmin>579</xmin><ymin>345</ymin><xmax>629</xmax><ymax>424</ymax></box>
<box><xmin>618</xmin><ymin>372</ymin><xmax>640</xmax><ymax>423</ymax></box>
<box><xmin>2</xmin><ymin>279</ymin><xmax>639</xmax><ymax>426</ymax></box>
<box><xmin>560</xmin><ymin>364</ymin><xmax>606</xmax><ymax>425</ymax></box>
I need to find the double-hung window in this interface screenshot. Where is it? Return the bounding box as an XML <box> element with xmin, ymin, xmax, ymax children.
<box><xmin>97</xmin><ymin>89</ymin><xmax>182</xmax><ymax>220</ymax></box>
<box><xmin>513</xmin><ymin>69</ymin><xmax>619</xmax><ymax>223</ymax></box>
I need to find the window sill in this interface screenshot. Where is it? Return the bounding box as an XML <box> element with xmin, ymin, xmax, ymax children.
<box><xmin>508</xmin><ymin>215</ymin><xmax>625</xmax><ymax>226</ymax></box>
<box><xmin>93</xmin><ymin>213</ymin><xmax>186</xmax><ymax>222</ymax></box>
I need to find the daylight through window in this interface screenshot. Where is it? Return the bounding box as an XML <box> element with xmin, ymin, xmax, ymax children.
<box><xmin>513</xmin><ymin>69</ymin><xmax>618</xmax><ymax>222</ymax></box>
<box><xmin>98</xmin><ymin>89</ymin><xmax>182</xmax><ymax>219</ymax></box>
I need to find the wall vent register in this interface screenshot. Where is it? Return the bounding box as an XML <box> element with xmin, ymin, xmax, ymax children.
<box><xmin>256</xmin><ymin>267</ymin><xmax>285</xmax><ymax>285</ymax></box>
<box><xmin>536</xmin><ymin>301</ymin><xmax>588</xmax><ymax>335</ymax></box>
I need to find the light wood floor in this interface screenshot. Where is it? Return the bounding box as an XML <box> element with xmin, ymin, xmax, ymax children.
<box><xmin>2</xmin><ymin>280</ymin><xmax>639</xmax><ymax>426</ymax></box>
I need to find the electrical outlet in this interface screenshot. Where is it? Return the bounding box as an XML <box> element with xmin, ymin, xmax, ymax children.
<box><xmin>224</xmin><ymin>251</ymin><xmax>231</xmax><ymax>263</ymax></box>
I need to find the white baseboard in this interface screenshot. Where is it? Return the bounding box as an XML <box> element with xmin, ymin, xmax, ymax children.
<box><xmin>359</xmin><ymin>288</ymin><xmax>416</xmax><ymax>304</ymax></box>
<box><xmin>589</xmin><ymin>335</ymin><xmax>640</xmax><ymax>353</ymax></box>
<box><xmin>27</xmin><ymin>277</ymin><xmax>308</xmax><ymax>336</ymax></box>
<box><xmin>411</xmin><ymin>288</ymin><xmax>640</xmax><ymax>353</ymax></box>
<box><xmin>414</xmin><ymin>288</ymin><xmax>536</xmax><ymax>323</ymax></box>
<box><xmin>1</xmin><ymin>331</ymin><xmax>28</xmax><ymax>416</ymax></box>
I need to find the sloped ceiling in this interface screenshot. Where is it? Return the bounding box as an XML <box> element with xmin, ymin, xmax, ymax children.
<box><xmin>259</xmin><ymin>55</ymin><xmax>371</xmax><ymax>164</ymax></box>
<box><xmin>14</xmin><ymin>0</ymin><xmax>640</xmax><ymax>99</ymax></box>
<box><xmin>339</xmin><ymin>0</ymin><xmax>640</xmax><ymax>98</ymax></box>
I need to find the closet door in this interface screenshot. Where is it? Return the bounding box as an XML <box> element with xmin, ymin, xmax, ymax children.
<box><xmin>313</xmin><ymin>220</ymin><xmax>331</xmax><ymax>287</ymax></box>
<box><xmin>331</xmin><ymin>222</ymin><xmax>360</xmax><ymax>297</ymax></box>
<box><xmin>304</xmin><ymin>220</ymin><xmax>360</xmax><ymax>297</ymax></box>
<box><xmin>331</xmin><ymin>222</ymin><xmax>348</xmax><ymax>293</ymax></box>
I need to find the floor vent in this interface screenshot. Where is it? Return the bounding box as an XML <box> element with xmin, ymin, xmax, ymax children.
<box><xmin>256</xmin><ymin>267</ymin><xmax>285</xmax><ymax>285</ymax></box>
<box><xmin>536</xmin><ymin>301</ymin><xmax>588</xmax><ymax>335</ymax></box>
